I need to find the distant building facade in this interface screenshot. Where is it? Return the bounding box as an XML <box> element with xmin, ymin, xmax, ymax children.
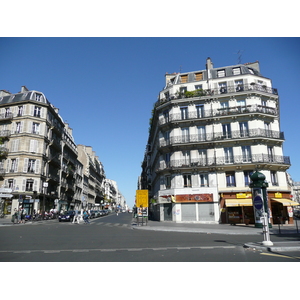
<box><xmin>142</xmin><ymin>58</ymin><xmax>295</xmax><ymax>224</ymax></box>
<box><xmin>0</xmin><ymin>86</ymin><xmax>121</xmax><ymax>216</ymax></box>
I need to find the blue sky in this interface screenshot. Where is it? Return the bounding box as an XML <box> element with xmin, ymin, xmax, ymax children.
<box><xmin>0</xmin><ymin>37</ymin><xmax>299</xmax><ymax>207</ymax></box>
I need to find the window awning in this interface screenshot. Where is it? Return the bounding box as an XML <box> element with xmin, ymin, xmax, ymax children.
<box><xmin>271</xmin><ymin>198</ymin><xmax>299</xmax><ymax>206</ymax></box>
<box><xmin>225</xmin><ymin>199</ymin><xmax>252</xmax><ymax>207</ymax></box>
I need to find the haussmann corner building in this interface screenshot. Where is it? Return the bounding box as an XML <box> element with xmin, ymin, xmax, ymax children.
<box><xmin>141</xmin><ymin>57</ymin><xmax>298</xmax><ymax>225</ymax></box>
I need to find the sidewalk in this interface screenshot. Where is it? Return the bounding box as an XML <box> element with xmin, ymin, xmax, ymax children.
<box><xmin>132</xmin><ymin>219</ymin><xmax>300</xmax><ymax>252</ymax></box>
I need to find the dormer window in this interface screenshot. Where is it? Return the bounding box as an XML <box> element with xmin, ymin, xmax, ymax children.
<box><xmin>180</xmin><ymin>75</ymin><xmax>188</xmax><ymax>83</ymax></box>
<box><xmin>232</xmin><ymin>67</ymin><xmax>241</xmax><ymax>75</ymax></box>
<box><xmin>195</xmin><ymin>72</ymin><xmax>203</xmax><ymax>81</ymax></box>
<box><xmin>217</xmin><ymin>69</ymin><xmax>225</xmax><ymax>77</ymax></box>
<box><xmin>35</xmin><ymin>93</ymin><xmax>42</xmax><ymax>102</ymax></box>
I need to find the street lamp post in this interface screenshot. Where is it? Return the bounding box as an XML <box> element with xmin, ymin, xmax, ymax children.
<box><xmin>42</xmin><ymin>182</ymin><xmax>48</xmax><ymax>217</ymax></box>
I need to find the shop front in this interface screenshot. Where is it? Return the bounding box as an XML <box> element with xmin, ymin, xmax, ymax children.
<box><xmin>225</xmin><ymin>198</ymin><xmax>254</xmax><ymax>225</ymax></box>
<box><xmin>221</xmin><ymin>192</ymin><xmax>299</xmax><ymax>225</ymax></box>
<box><xmin>270</xmin><ymin>193</ymin><xmax>299</xmax><ymax>225</ymax></box>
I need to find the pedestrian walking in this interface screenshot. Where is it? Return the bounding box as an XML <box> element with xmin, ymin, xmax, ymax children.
<box><xmin>83</xmin><ymin>210</ymin><xmax>90</xmax><ymax>224</ymax></box>
<box><xmin>11</xmin><ymin>208</ymin><xmax>18</xmax><ymax>224</ymax></box>
<box><xmin>17</xmin><ymin>207</ymin><xmax>23</xmax><ymax>223</ymax></box>
<box><xmin>72</xmin><ymin>209</ymin><xmax>79</xmax><ymax>224</ymax></box>
<box><xmin>21</xmin><ymin>207</ymin><xmax>26</xmax><ymax>223</ymax></box>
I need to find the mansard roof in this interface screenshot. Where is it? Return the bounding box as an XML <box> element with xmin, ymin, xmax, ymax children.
<box><xmin>0</xmin><ymin>90</ymin><xmax>48</xmax><ymax>105</ymax></box>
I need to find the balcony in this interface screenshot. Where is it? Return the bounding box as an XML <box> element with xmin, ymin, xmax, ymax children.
<box><xmin>159</xmin><ymin>129</ymin><xmax>285</xmax><ymax>148</ymax></box>
<box><xmin>156</xmin><ymin>83</ymin><xmax>278</xmax><ymax>107</ymax></box>
<box><xmin>156</xmin><ymin>154</ymin><xmax>290</xmax><ymax>172</ymax></box>
<box><xmin>159</xmin><ymin>105</ymin><xmax>277</xmax><ymax>126</ymax></box>
<box><xmin>0</xmin><ymin>130</ymin><xmax>11</xmax><ymax>138</ymax></box>
<box><xmin>0</xmin><ymin>112</ymin><xmax>13</xmax><ymax>121</ymax></box>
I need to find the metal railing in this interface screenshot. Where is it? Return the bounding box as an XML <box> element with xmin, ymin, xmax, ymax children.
<box><xmin>156</xmin><ymin>83</ymin><xmax>278</xmax><ymax>107</ymax></box>
<box><xmin>159</xmin><ymin>104</ymin><xmax>277</xmax><ymax>126</ymax></box>
<box><xmin>159</xmin><ymin>129</ymin><xmax>284</xmax><ymax>147</ymax></box>
<box><xmin>156</xmin><ymin>154</ymin><xmax>290</xmax><ymax>171</ymax></box>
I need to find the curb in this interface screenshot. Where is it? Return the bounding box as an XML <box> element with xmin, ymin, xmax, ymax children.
<box><xmin>244</xmin><ymin>242</ymin><xmax>300</xmax><ymax>252</ymax></box>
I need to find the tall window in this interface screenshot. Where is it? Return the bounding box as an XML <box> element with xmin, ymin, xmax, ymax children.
<box><xmin>219</xmin><ymin>82</ymin><xmax>227</xmax><ymax>93</ymax></box>
<box><xmin>224</xmin><ymin>147</ymin><xmax>233</xmax><ymax>163</ymax></box>
<box><xmin>196</xmin><ymin>105</ymin><xmax>204</xmax><ymax>118</ymax></box>
<box><xmin>271</xmin><ymin>171</ymin><xmax>278</xmax><ymax>186</ymax></box>
<box><xmin>32</xmin><ymin>122</ymin><xmax>40</xmax><ymax>134</ymax></box>
<box><xmin>244</xmin><ymin>171</ymin><xmax>253</xmax><ymax>186</ymax></box>
<box><xmin>10</xmin><ymin>159</ymin><xmax>18</xmax><ymax>172</ymax></box>
<box><xmin>267</xmin><ymin>146</ymin><xmax>274</xmax><ymax>162</ymax></box>
<box><xmin>242</xmin><ymin>146</ymin><xmax>251</xmax><ymax>162</ymax></box>
<box><xmin>264</xmin><ymin>122</ymin><xmax>271</xmax><ymax>137</ymax></box>
<box><xmin>239</xmin><ymin>122</ymin><xmax>249</xmax><ymax>137</ymax></box>
<box><xmin>163</xmin><ymin>110</ymin><xmax>169</xmax><ymax>123</ymax></box>
<box><xmin>17</xmin><ymin>106</ymin><xmax>23</xmax><ymax>116</ymax></box>
<box><xmin>222</xmin><ymin>123</ymin><xmax>231</xmax><ymax>139</ymax></box>
<box><xmin>8</xmin><ymin>179</ymin><xmax>15</xmax><ymax>189</ymax></box>
<box><xmin>165</xmin><ymin>175</ymin><xmax>171</xmax><ymax>189</ymax></box>
<box><xmin>197</xmin><ymin>126</ymin><xmax>206</xmax><ymax>141</ymax></box>
<box><xmin>199</xmin><ymin>174</ymin><xmax>208</xmax><ymax>187</ymax></box>
<box><xmin>27</xmin><ymin>159</ymin><xmax>36</xmax><ymax>173</ymax></box>
<box><xmin>183</xmin><ymin>174</ymin><xmax>192</xmax><ymax>187</ymax></box>
<box><xmin>181</xmin><ymin>128</ymin><xmax>189</xmax><ymax>143</ymax></box>
<box><xmin>235</xmin><ymin>79</ymin><xmax>244</xmax><ymax>91</ymax></box>
<box><xmin>26</xmin><ymin>179</ymin><xmax>34</xmax><ymax>191</ymax></box>
<box><xmin>34</xmin><ymin>106</ymin><xmax>41</xmax><ymax>117</ymax></box>
<box><xmin>198</xmin><ymin>149</ymin><xmax>207</xmax><ymax>166</ymax></box>
<box><xmin>182</xmin><ymin>150</ymin><xmax>190</xmax><ymax>166</ymax></box>
<box><xmin>164</xmin><ymin>153</ymin><xmax>171</xmax><ymax>168</ymax></box>
<box><xmin>180</xmin><ymin>107</ymin><xmax>188</xmax><ymax>120</ymax></box>
<box><xmin>226</xmin><ymin>172</ymin><xmax>236</xmax><ymax>187</ymax></box>
<box><xmin>220</xmin><ymin>101</ymin><xmax>229</xmax><ymax>109</ymax></box>
<box><xmin>15</xmin><ymin>122</ymin><xmax>22</xmax><ymax>133</ymax></box>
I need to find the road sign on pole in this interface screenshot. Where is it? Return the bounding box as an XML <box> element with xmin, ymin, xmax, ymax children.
<box><xmin>136</xmin><ymin>190</ymin><xmax>148</xmax><ymax>207</ymax></box>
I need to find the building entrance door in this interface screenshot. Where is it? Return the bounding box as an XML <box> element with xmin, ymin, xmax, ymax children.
<box><xmin>163</xmin><ymin>203</ymin><xmax>172</xmax><ymax>221</ymax></box>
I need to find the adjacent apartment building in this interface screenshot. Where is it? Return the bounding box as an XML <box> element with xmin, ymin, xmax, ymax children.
<box><xmin>0</xmin><ymin>86</ymin><xmax>121</xmax><ymax>216</ymax></box>
<box><xmin>141</xmin><ymin>57</ymin><xmax>296</xmax><ymax>224</ymax></box>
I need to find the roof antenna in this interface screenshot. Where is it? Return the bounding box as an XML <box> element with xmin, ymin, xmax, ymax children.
<box><xmin>235</xmin><ymin>50</ymin><xmax>244</xmax><ymax>64</ymax></box>
<box><xmin>179</xmin><ymin>65</ymin><xmax>182</xmax><ymax>73</ymax></box>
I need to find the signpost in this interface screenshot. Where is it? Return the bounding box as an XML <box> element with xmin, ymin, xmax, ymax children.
<box><xmin>136</xmin><ymin>190</ymin><xmax>148</xmax><ymax>226</ymax></box>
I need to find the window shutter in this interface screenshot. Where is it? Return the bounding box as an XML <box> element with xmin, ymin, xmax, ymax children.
<box><xmin>23</xmin><ymin>158</ymin><xmax>28</xmax><ymax>173</ymax></box>
<box><xmin>15</xmin><ymin>158</ymin><xmax>19</xmax><ymax>172</ymax></box>
<box><xmin>22</xmin><ymin>179</ymin><xmax>26</xmax><ymax>191</ymax></box>
<box><xmin>6</xmin><ymin>159</ymin><xmax>10</xmax><ymax>172</ymax></box>
<box><xmin>35</xmin><ymin>159</ymin><xmax>40</xmax><ymax>174</ymax></box>
<box><xmin>33</xmin><ymin>180</ymin><xmax>38</xmax><ymax>191</ymax></box>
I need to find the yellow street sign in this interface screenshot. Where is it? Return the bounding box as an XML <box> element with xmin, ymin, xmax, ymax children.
<box><xmin>136</xmin><ymin>190</ymin><xmax>149</xmax><ymax>207</ymax></box>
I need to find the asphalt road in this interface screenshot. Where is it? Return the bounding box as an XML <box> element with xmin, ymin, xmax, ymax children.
<box><xmin>1</xmin><ymin>213</ymin><xmax>300</xmax><ymax>262</ymax></box>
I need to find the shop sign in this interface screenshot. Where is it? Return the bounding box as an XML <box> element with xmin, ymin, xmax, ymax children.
<box><xmin>176</xmin><ymin>193</ymin><xmax>213</xmax><ymax>203</ymax></box>
<box><xmin>275</xmin><ymin>192</ymin><xmax>282</xmax><ymax>198</ymax></box>
<box><xmin>236</xmin><ymin>193</ymin><xmax>252</xmax><ymax>199</ymax></box>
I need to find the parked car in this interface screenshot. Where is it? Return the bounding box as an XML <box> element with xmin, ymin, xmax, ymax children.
<box><xmin>59</xmin><ymin>211</ymin><xmax>75</xmax><ymax>222</ymax></box>
<box><xmin>94</xmin><ymin>210</ymin><xmax>101</xmax><ymax>218</ymax></box>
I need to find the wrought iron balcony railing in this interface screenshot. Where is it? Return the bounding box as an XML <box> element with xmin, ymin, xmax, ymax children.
<box><xmin>159</xmin><ymin>129</ymin><xmax>284</xmax><ymax>147</ymax></box>
<box><xmin>156</xmin><ymin>83</ymin><xmax>278</xmax><ymax>107</ymax></box>
<box><xmin>0</xmin><ymin>112</ymin><xmax>13</xmax><ymax>121</ymax></box>
<box><xmin>159</xmin><ymin>104</ymin><xmax>277</xmax><ymax>126</ymax></box>
<box><xmin>156</xmin><ymin>154</ymin><xmax>290</xmax><ymax>172</ymax></box>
